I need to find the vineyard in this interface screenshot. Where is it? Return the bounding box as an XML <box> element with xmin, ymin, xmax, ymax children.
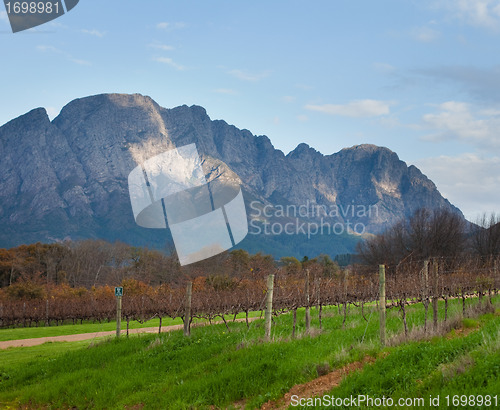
<box><xmin>1</xmin><ymin>250</ymin><xmax>499</xmax><ymax>409</ymax></box>
<box><xmin>2</xmin><ymin>256</ymin><xmax>499</xmax><ymax>340</ymax></box>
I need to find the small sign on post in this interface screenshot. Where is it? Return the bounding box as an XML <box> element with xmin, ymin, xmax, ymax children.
<box><xmin>115</xmin><ymin>287</ymin><xmax>123</xmax><ymax>337</ymax></box>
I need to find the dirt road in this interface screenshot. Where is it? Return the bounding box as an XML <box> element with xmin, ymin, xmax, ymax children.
<box><xmin>0</xmin><ymin>317</ymin><xmax>258</xmax><ymax>350</ymax></box>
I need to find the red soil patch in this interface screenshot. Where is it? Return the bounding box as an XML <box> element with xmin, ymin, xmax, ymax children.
<box><xmin>261</xmin><ymin>356</ymin><xmax>375</xmax><ymax>410</ymax></box>
<box><xmin>446</xmin><ymin>323</ymin><xmax>479</xmax><ymax>340</ymax></box>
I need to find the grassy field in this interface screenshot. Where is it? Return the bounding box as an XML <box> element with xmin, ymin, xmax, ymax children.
<box><xmin>0</xmin><ymin>296</ymin><xmax>499</xmax><ymax>409</ymax></box>
<box><xmin>0</xmin><ymin>311</ymin><xmax>262</xmax><ymax>342</ymax></box>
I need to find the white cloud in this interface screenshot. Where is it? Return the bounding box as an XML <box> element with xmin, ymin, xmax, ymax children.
<box><xmin>36</xmin><ymin>45</ymin><xmax>62</xmax><ymax>53</ymax></box>
<box><xmin>70</xmin><ymin>58</ymin><xmax>91</xmax><ymax>66</ymax></box>
<box><xmin>153</xmin><ymin>57</ymin><xmax>186</xmax><ymax>71</ymax></box>
<box><xmin>414</xmin><ymin>65</ymin><xmax>500</xmax><ymax>103</ymax></box>
<box><xmin>479</xmin><ymin>108</ymin><xmax>500</xmax><ymax>115</ymax></box>
<box><xmin>411</xmin><ymin>26</ymin><xmax>441</xmax><ymax>42</ymax></box>
<box><xmin>47</xmin><ymin>21</ymin><xmax>68</xmax><ymax>29</ymax></box>
<box><xmin>282</xmin><ymin>96</ymin><xmax>296</xmax><ymax>103</ymax></box>
<box><xmin>36</xmin><ymin>45</ymin><xmax>90</xmax><ymax>66</ymax></box>
<box><xmin>304</xmin><ymin>100</ymin><xmax>392</xmax><ymax>117</ymax></box>
<box><xmin>213</xmin><ymin>88</ymin><xmax>237</xmax><ymax>95</ymax></box>
<box><xmin>81</xmin><ymin>29</ymin><xmax>105</xmax><ymax>38</ymax></box>
<box><xmin>378</xmin><ymin>115</ymin><xmax>403</xmax><ymax>128</ymax></box>
<box><xmin>156</xmin><ymin>22</ymin><xmax>186</xmax><ymax>30</ymax></box>
<box><xmin>432</xmin><ymin>0</ymin><xmax>500</xmax><ymax>29</ymax></box>
<box><xmin>148</xmin><ymin>43</ymin><xmax>175</xmax><ymax>51</ymax></box>
<box><xmin>413</xmin><ymin>153</ymin><xmax>500</xmax><ymax>220</ymax></box>
<box><xmin>295</xmin><ymin>83</ymin><xmax>313</xmax><ymax>91</ymax></box>
<box><xmin>373</xmin><ymin>62</ymin><xmax>396</xmax><ymax>73</ymax></box>
<box><xmin>0</xmin><ymin>11</ymin><xmax>8</xmax><ymax>23</ymax></box>
<box><xmin>421</xmin><ymin>101</ymin><xmax>500</xmax><ymax>149</ymax></box>
<box><xmin>297</xmin><ymin>114</ymin><xmax>309</xmax><ymax>122</ymax></box>
<box><xmin>228</xmin><ymin>69</ymin><xmax>270</xmax><ymax>82</ymax></box>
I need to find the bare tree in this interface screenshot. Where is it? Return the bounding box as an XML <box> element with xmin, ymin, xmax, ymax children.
<box><xmin>409</xmin><ymin>208</ymin><xmax>465</xmax><ymax>259</ymax></box>
<box><xmin>358</xmin><ymin>208</ymin><xmax>466</xmax><ymax>266</ymax></box>
<box><xmin>471</xmin><ymin>213</ymin><xmax>500</xmax><ymax>257</ymax></box>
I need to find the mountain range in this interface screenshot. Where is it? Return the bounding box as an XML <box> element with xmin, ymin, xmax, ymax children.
<box><xmin>0</xmin><ymin>93</ymin><xmax>463</xmax><ymax>259</ymax></box>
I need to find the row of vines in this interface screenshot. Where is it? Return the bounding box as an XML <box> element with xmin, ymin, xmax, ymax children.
<box><xmin>1</xmin><ymin>256</ymin><xmax>499</xmax><ymax>332</ymax></box>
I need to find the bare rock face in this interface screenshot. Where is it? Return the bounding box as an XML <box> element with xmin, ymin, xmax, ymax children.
<box><xmin>0</xmin><ymin>93</ymin><xmax>463</xmax><ymax>254</ymax></box>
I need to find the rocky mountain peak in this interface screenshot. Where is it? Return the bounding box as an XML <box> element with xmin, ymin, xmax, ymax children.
<box><xmin>337</xmin><ymin>144</ymin><xmax>397</xmax><ymax>160</ymax></box>
<box><xmin>288</xmin><ymin>142</ymin><xmax>320</xmax><ymax>157</ymax></box>
<box><xmin>0</xmin><ymin>107</ymin><xmax>50</xmax><ymax>142</ymax></box>
<box><xmin>0</xmin><ymin>93</ymin><xmax>464</xmax><ymax>257</ymax></box>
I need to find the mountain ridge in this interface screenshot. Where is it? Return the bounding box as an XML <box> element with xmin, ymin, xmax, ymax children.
<box><xmin>0</xmin><ymin>93</ymin><xmax>463</xmax><ymax>258</ymax></box>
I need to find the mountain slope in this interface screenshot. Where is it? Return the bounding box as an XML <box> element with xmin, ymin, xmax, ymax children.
<box><xmin>0</xmin><ymin>93</ymin><xmax>463</xmax><ymax>258</ymax></box>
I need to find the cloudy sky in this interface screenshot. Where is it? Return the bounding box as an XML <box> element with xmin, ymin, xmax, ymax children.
<box><xmin>1</xmin><ymin>0</ymin><xmax>499</xmax><ymax>221</ymax></box>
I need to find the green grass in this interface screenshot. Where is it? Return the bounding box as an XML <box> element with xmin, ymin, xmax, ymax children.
<box><xmin>300</xmin><ymin>311</ymin><xmax>500</xmax><ymax>409</ymax></box>
<box><xmin>0</xmin><ymin>339</ymin><xmax>95</xmax><ymax>368</ymax></box>
<box><xmin>0</xmin><ymin>296</ymin><xmax>498</xmax><ymax>409</ymax></box>
<box><xmin>0</xmin><ymin>311</ymin><xmax>262</xmax><ymax>342</ymax></box>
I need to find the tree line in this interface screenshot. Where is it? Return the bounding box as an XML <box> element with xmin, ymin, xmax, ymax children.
<box><xmin>357</xmin><ymin>209</ymin><xmax>500</xmax><ymax>267</ymax></box>
<box><xmin>0</xmin><ymin>209</ymin><xmax>499</xmax><ymax>332</ymax></box>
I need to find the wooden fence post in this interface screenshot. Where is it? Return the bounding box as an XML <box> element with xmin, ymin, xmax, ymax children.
<box><xmin>292</xmin><ymin>308</ymin><xmax>297</xmax><ymax>338</ymax></box>
<box><xmin>432</xmin><ymin>258</ymin><xmax>439</xmax><ymax>332</ymax></box>
<box><xmin>45</xmin><ymin>299</ymin><xmax>49</xmax><ymax>327</ymax></box>
<box><xmin>184</xmin><ymin>281</ymin><xmax>192</xmax><ymax>337</ymax></box>
<box><xmin>342</xmin><ymin>269</ymin><xmax>349</xmax><ymax>329</ymax></box>
<box><xmin>265</xmin><ymin>274</ymin><xmax>274</xmax><ymax>341</ymax></box>
<box><xmin>379</xmin><ymin>264</ymin><xmax>386</xmax><ymax>347</ymax></box>
<box><xmin>422</xmin><ymin>260</ymin><xmax>430</xmax><ymax>333</ymax></box>
<box><xmin>116</xmin><ymin>295</ymin><xmax>122</xmax><ymax>338</ymax></box>
<box><xmin>495</xmin><ymin>259</ymin><xmax>499</xmax><ymax>295</ymax></box>
<box><xmin>317</xmin><ymin>278</ymin><xmax>322</xmax><ymax>330</ymax></box>
<box><xmin>305</xmin><ymin>269</ymin><xmax>311</xmax><ymax>333</ymax></box>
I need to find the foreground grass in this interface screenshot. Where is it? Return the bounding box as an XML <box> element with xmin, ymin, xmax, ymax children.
<box><xmin>0</xmin><ymin>296</ymin><xmax>498</xmax><ymax>409</ymax></box>
<box><xmin>307</xmin><ymin>311</ymin><xmax>500</xmax><ymax>409</ymax></box>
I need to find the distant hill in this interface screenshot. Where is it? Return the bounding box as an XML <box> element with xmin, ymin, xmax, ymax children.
<box><xmin>0</xmin><ymin>93</ymin><xmax>463</xmax><ymax>259</ymax></box>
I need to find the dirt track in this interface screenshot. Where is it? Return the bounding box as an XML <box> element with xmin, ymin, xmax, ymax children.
<box><xmin>0</xmin><ymin>317</ymin><xmax>258</xmax><ymax>350</ymax></box>
<box><xmin>260</xmin><ymin>356</ymin><xmax>376</xmax><ymax>409</ymax></box>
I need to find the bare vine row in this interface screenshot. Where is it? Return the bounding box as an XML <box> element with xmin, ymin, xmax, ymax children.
<box><xmin>1</xmin><ymin>256</ymin><xmax>498</xmax><ymax>332</ymax></box>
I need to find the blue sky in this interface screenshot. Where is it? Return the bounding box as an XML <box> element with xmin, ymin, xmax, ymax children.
<box><xmin>1</xmin><ymin>0</ymin><xmax>499</xmax><ymax>221</ymax></box>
